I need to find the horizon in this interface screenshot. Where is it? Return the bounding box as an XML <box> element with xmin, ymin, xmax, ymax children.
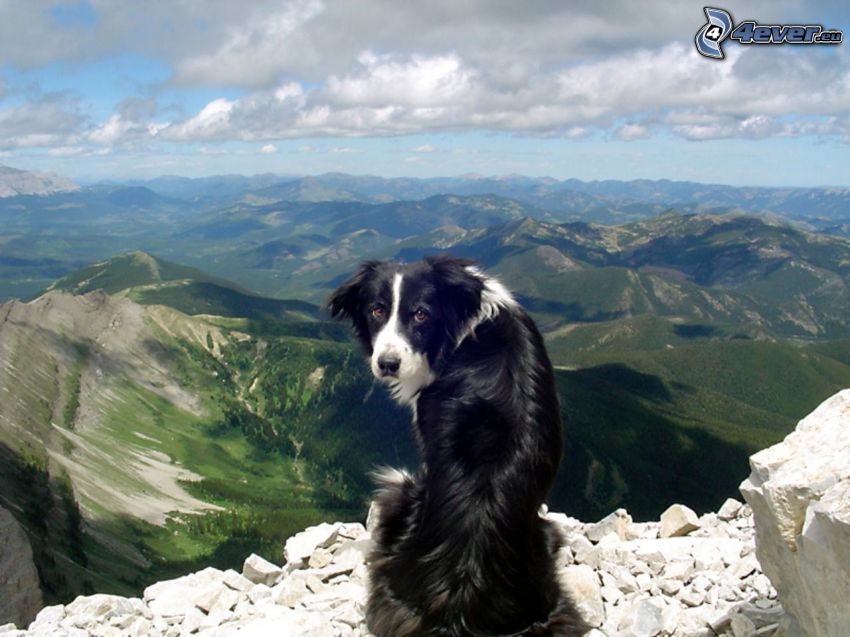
<box><xmin>1</xmin><ymin>2</ymin><xmax>849</xmax><ymax>187</ymax></box>
<box><xmin>34</xmin><ymin>168</ymin><xmax>850</xmax><ymax>193</ymax></box>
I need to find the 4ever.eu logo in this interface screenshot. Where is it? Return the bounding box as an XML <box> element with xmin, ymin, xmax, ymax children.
<box><xmin>695</xmin><ymin>7</ymin><xmax>843</xmax><ymax>59</ymax></box>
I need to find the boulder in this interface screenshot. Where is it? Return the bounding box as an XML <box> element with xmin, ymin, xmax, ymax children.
<box><xmin>283</xmin><ymin>523</ymin><xmax>342</xmax><ymax>569</ymax></box>
<box><xmin>0</xmin><ymin>506</ymin><xmax>43</xmax><ymax>628</ymax></box>
<box><xmin>242</xmin><ymin>554</ymin><xmax>283</xmax><ymax>586</ymax></box>
<box><xmin>558</xmin><ymin>564</ymin><xmax>604</xmax><ymax>628</ymax></box>
<box><xmin>740</xmin><ymin>388</ymin><xmax>850</xmax><ymax>637</ymax></box>
<box><xmin>659</xmin><ymin>503</ymin><xmax>700</xmax><ymax>538</ymax></box>
<box><xmin>586</xmin><ymin>508</ymin><xmax>633</xmax><ymax>543</ymax></box>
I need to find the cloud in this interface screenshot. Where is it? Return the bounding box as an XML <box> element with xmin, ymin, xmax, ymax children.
<box><xmin>0</xmin><ymin>93</ymin><xmax>83</xmax><ymax>149</ymax></box>
<box><xmin>173</xmin><ymin>0</ymin><xmax>325</xmax><ymax>88</ymax></box>
<box><xmin>412</xmin><ymin>144</ymin><xmax>435</xmax><ymax>153</ymax></box>
<box><xmin>1</xmin><ymin>2</ymin><xmax>848</xmax><ymax>151</ymax></box>
<box><xmin>259</xmin><ymin>144</ymin><xmax>277</xmax><ymax>154</ymax></box>
<box><xmin>150</xmin><ymin>43</ymin><xmax>850</xmax><ymax>143</ymax></box>
<box><xmin>615</xmin><ymin>123</ymin><xmax>651</xmax><ymax>141</ymax></box>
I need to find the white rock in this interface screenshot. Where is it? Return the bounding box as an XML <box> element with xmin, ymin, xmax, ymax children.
<box><xmin>144</xmin><ymin>567</ymin><xmax>225</xmax><ymax>617</ymax></box>
<box><xmin>740</xmin><ymin>389</ymin><xmax>850</xmax><ymax>637</ymax></box>
<box><xmin>222</xmin><ymin>569</ymin><xmax>254</xmax><ymax>592</ymax></box>
<box><xmin>621</xmin><ymin>597</ymin><xmax>666</xmax><ymax>637</ymax></box>
<box><xmin>309</xmin><ymin>547</ymin><xmax>334</xmax><ymax>569</ymax></box>
<box><xmin>284</xmin><ymin>523</ymin><xmax>343</xmax><ymax>569</ymax></box>
<box><xmin>558</xmin><ymin>564</ymin><xmax>604</xmax><ymax>628</ymax></box>
<box><xmin>586</xmin><ymin>508</ymin><xmax>632</xmax><ymax>543</ymax></box>
<box><xmin>569</xmin><ymin>534</ymin><xmax>599</xmax><ymax>569</ymax></box>
<box><xmin>659</xmin><ymin>504</ymin><xmax>701</xmax><ymax>538</ymax></box>
<box><xmin>242</xmin><ymin>554</ymin><xmax>283</xmax><ymax>586</ymax></box>
<box><xmin>181</xmin><ymin>606</ymin><xmax>206</xmax><ymax>634</ymax></box>
<box><xmin>718</xmin><ymin>498</ymin><xmax>744</xmax><ymax>521</ymax></box>
<box><xmin>730</xmin><ymin>612</ymin><xmax>757</xmax><ymax>637</ymax></box>
<box><xmin>29</xmin><ymin>605</ymin><xmax>65</xmax><ymax>629</ymax></box>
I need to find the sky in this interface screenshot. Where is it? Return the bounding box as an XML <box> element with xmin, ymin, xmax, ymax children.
<box><xmin>0</xmin><ymin>0</ymin><xmax>849</xmax><ymax>186</ymax></box>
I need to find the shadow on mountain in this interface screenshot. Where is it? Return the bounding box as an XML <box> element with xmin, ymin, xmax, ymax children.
<box><xmin>550</xmin><ymin>365</ymin><xmax>751</xmax><ymax>522</ymax></box>
<box><xmin>673</xmin><ymin>324</ymin><xmax>720</xmax><ymax>339</ymax></box>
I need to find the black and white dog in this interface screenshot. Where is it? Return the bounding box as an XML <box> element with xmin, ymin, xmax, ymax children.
<box><xmin>328</xmin><ymin>256</ymin><xmax>588</xmax><ymax>637</ymax></box>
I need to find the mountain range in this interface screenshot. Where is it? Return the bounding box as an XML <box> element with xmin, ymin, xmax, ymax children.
<box><xmin>0</xmin><ymin>165</ymin><xmax>80</xmax><ymax>198</ymax></box>
<box><xmin>1</xmin><ymin>165</ymin><xmax>850</xmax><ymax>606</ymax></box>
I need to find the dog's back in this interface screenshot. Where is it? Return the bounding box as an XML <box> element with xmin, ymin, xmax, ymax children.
<box><xmin>328</xmin><ymin>257</ymin><xmax>589</xmax><ymax>636</ymax></box>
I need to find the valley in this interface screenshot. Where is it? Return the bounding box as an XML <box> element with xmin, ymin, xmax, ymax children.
<box><xmin>1</xmin><ymin>169</ymin><xmax>850</xmax><ymax>606</ymax></box>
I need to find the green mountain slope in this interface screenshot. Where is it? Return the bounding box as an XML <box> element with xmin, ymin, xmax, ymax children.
<box><xmin>553</xmin><ymin>339</ymin><xmax>850</xmax><ymax>519</ymax></box>
<box><xmin>0</xmin><ymin>283</ymin><xmax>408</xmax><ymax>603</ymax></box>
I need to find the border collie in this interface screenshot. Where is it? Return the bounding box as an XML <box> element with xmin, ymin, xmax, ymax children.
<box><xmin>327</xmin><ymin>256</ymin><xmax>588</xmax><ymax>637</ymax></box>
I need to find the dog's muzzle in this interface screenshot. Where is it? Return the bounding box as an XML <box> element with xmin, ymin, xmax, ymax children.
<box><xmin>376</xmin><ymin>354</ymin><xmax>401</xmax><ymax>377</ymax></box>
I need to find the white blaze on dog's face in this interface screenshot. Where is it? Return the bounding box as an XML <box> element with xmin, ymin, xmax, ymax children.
<box><xmin>369</xmin><ymin>273</ymin><xmax>435</xmax><ymax>405</ymax></box>
<box><xmin>327</xmin><ymin>257</ymin><xmax>517</xmax><ymax>408</ymax></box>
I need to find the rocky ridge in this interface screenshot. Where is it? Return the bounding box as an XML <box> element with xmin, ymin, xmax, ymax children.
<box><xmin>2</xmin><ymin>499</ymin><xmax>783</xmax><ymax>637</ymax></box>
<box><xmin>0</xmin><ymin>506</ymin><xmax>43</xmax><ymax>628</ymax></box>
<box><xmin>0</xmin><ymin>165</ymin><xmax>79</xmax><ymax>198</ymax></box>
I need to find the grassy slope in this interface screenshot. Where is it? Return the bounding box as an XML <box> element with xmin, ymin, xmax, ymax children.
<box><xmin>549</xmin><ymin>339</ymin><xmax>850</xmax><ymax>521</ymax></box>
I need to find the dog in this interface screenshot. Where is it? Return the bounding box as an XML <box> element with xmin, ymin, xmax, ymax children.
<box><xmin>327</xmin><ymin>256</ymin><xmax>589</xmax><ymax>637</ymax></box>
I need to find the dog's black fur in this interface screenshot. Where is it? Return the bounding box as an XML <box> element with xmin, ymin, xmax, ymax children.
<box><xmin>327</xmin><ymin>256</ymin><xmax>589</xmax><ymax>637</ymax></box>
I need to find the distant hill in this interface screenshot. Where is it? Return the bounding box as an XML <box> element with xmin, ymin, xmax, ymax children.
<box><xmin>46</xmin><ymin>251</ymin><xmax>320</xmax><ymax>322</ymax></box>
<box><xmin>129</xmin><ymin>172</ymin><xmax>850</xmax><ymax>227</ymax></box>
<box><xmin>0</xmin><ymin>165</ymin><xmax>79</xmax><ymax>198</ymax></box>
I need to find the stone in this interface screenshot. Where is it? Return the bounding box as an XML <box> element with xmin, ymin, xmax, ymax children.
<box><xmin>730</xmin><ymin>612</ymin><xmax>757</xmax><ymax>637</ymax></box>
<box><xmin>4</xmin><ymin>495</ymin><xmax>794</xmax><ymax>637</ymax></box>
<box><xmin>558</xmin><ymin>564</ymin><xmax>604</xmax><ymax>628</ymax></box>
<box><xmin>718</xmin><ymin>498</ymin><xmax>744</xmax><ymax>521</ymax></box>
<box><xmin>222</xmin><ymin>569</ymin><xmax>254</xmax><ymax>592</ymax></box>
<box><xmin>659</xmin><ymin>504</ymin><xmax>701</xmax><ymax>538</ymax></box>
<box><xmin>740</xmin><ymin>389</ymin><xmax>850</xmax><ymax>637</ymax></box>
<box><xmin>195</xmin><ymin>584</ymin><xmax>239</xmax><ymax>615</ymax></box>
<box><xmin>284</xmin><ymin>523</ymin><xmax>343</xmax><ymax>569</ymax></box>
<box><xmin>0</xmin><ymin>507</ymin><xmax>43</xmax><ymax>628</ymax></box>
<box><xmin>621</xmin><ymin>597</ymin><xmax>666</xmax><ymax>637</ymax></box>
<box><xmin>586</xmin><ymin>508</ymin><xmax>632</xmax><ymax>543</ymax></box>
<box><xmin>29</xmin><ymin>605</ymin><xmax>65</xmax><ymax>629</ymax></box>
<box><xmin>242</xmin><ymin>553</ymin><xmax>283</xmax><ymax>586</ymax></box>
<box><xmin>309</xmin><ymin>547</ymin><xmax>334</xmax><ymax>569</ymax></box>
<box><xmin>273</xmin><ymin>577</ymin><xmax>310</xmax><ymax>608</ymax></box>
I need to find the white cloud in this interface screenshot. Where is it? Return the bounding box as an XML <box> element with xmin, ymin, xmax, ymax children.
<box><xmin>173</xmin><ymin>0</ymin><xmax>325</xmax><ymax>88</ymax></box>
<box><xmin>412</xmin><ymin>144</ymin><xmax>436</xmax><ymax>153</ymax></box>
<box><xmin>0</xmin><ymin>94</ymin><xmax>83</xmax><ymax>150</ymax></box>
<box><xmin>615</xmin><ymin>123</ymin><xmax>651</xmax><ymax>141</ymax></box>
<box><xmin>1</xmin><ymin>2</ymin><xmax>848</xmax><ymax>151</ymax></box>
<box><xmin>259</xmin><ymin>144</ymin><xmax>277</xmax><ymax>154</ymax></box>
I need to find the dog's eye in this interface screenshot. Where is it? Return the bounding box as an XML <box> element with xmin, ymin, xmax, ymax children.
<box><xmin>413</xmin><ymin>308</ymin><xmax>429</xmax><ymax>323</ymax></box>
<box><xmin>371</xmin><ymin>305</ymin><xmax>386</xmax><ymax>319</ymax></box>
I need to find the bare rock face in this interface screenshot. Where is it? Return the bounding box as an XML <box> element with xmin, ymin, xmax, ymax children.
<box><xmin>740</xmin><ymin>389</ymin><xmax>850</xmax><ymax>637</ymax></box>
<box><xmin>0</xmin><ymin>506</ymin><xmax>43</xmax><ymax>628</ymax></box>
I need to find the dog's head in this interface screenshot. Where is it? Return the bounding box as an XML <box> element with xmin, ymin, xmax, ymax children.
<box><xmin>327</xmin><ymin>256</ymin><xmax>513</xmax><ymax>405</ymax></box>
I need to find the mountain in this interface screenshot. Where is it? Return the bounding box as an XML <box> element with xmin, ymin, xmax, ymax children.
<box><xmin>44</xmin><ymin>251</ymin><xmax>319</xmax><ymax>322</ymax></box>
<box><xmin>0</xmin><ymin>266</ymin><xmax>409</xmax><ymax>603</ymax></box>
<box><xmin>0</xmin><ymin>165</ymin><xmax>79</xmax><ymax>198</ymax></box>
<box><xmin>128</xmin><ymin>172</ymin><xmax>850</xmax><ymax>227</ymax></box>
<box><xmin>3</xmin><ymin>251</ymin><xmax>850</xmax><ymax>609</ymax></box>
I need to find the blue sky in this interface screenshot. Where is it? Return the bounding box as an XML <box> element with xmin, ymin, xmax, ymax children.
<box><xmin>1</xmin><ymin>1</ymin><xmax>848</xmax><ymax>186</ymax></box>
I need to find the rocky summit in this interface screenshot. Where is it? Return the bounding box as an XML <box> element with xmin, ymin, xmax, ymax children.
<box><xmin>5</xmin><ymin>389</ymin><xmax>849</xmax><ymax>637</ymax></box>
<box><xmin>1</xmin><ymin>500</ymin><xmax>781</xmax><ymax>637</ymax></box>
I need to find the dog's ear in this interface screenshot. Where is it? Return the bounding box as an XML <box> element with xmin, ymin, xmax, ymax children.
<box><xmin>326</xmin><ymin>260</ymin><xmax>381</xmax><ymax>323</ymax></box>
<box><xmin>427</xmin><ymin>255</ymin><xmax>484</xmax><ymax>327</ymax></box>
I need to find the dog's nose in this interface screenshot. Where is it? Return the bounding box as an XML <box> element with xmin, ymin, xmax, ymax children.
<box><xmin>377</xmin><ymin>355</ymin><xmax>401</xmax><ymax>376</ymax></box>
